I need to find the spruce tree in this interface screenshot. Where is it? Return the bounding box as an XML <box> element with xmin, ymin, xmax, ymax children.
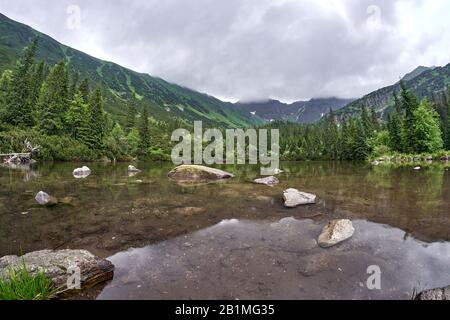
<box><xmin>37</xmin><ymin>60</ymin><xmax>70</xmax><ymax>135</ymax></box>
<box><xmin>125</xmin><ymin>93</ymin><xmax>138</xmax><ymax>133</ymax></box>
<box><xmin>65</xmin><ymin>92</ymin><xmax>89</xmax><ymax>142</ymax></box>
<box><xmin>84</xmin><ymin>86</ymin><xmax>106</xmax><ymax>150</ymax></box>
<box><xmin>138</xmin><ymin>104</ymin><xmax>151</xmax><ymax>156</ymax></box>
<box><xmin>413</xmin><ymin>98</ymin><xmax>443</xmax><ymax>153</ymax></box>
<box><xmin>2</xmin><ymin>39</ymin><xmax>37</xmax><ymax>127</ymax></box>
<box><xmin>0</xmin><ymin>70</ymin><xmax>13</xmax><ymax>120</ymax></box>
<box><xmin>447</xmin><ymin>94</ymin><xmax>450</xmax><ymax>150</ymax></box>
<box><xmin>387</xmin><ymin>112</ymin><xmax>402</xmax><ymax>151</ymax></box>
<box><xmin>78</xmin><ymin>78</ymin><xmax>90</xmax><ymax>103</ymax></box>
<box><xmin>370</xmin><ymin>107</ymin><xmax>378</xmax><ymax>132</ymax></box>
<box><xmin>361</xmin><ymin>106</ymin><xmax>373</xmax><ymax>137</ymax></box>
<box><xmin>400</xmin><ymin>81</ymin><xmax>419</xmax><ymax>153</ymax></box>
<box><xmin>69</xmin><ymin>72</ymin><xmax>80</xmax><ymax>98</ymax></box>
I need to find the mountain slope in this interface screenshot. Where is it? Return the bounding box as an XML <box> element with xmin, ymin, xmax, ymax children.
<box><xmin>234</xmin><ymin>97</ymin><xmax>354</xmax><ymax>123</ymax></box>
<box><xmin>337</xmin><ymin>64</ymin><xmax>450</xmax><ymax>119</ymax></box>
<box><xmin>0</xmin><ymin>12</ymin><xmax>261</xmax><ymax>127</ymax></box>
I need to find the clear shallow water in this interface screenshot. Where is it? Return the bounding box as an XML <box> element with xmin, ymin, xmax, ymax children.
<box><xmin>0</xmin><ymin>161</ymin><xmax>449</xmax><ymax>299</ymax></box>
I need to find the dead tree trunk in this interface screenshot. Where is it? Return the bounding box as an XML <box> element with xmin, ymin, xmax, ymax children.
<box><xmin>0</xmin><ymin>139</ymin><xmax>40</xmax><ymax>164</ymax></box>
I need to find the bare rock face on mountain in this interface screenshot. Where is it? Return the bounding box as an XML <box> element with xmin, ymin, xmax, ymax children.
<box><xmin>318</xmin><ymin>219</ymin><xmax>355</xmax><ymax>248</ymax></box>
<box><xmin>0</xmin><ymin>250</ymin><xmax>114</xmax><ymax>295</ymax></box>
<box><xmin>168</xmin><ymin>165</ymin><xmax>234</xmax><ymax>183</ymax></box>
<box><xmin>415</xmin><ymin>285</ymin><xmax>450</xmax><ymax>300</ymax></box>
<box><xmin>283</xmin><ymin>188</ymin><xmax>317</xmax><ymax>207</ymax></box>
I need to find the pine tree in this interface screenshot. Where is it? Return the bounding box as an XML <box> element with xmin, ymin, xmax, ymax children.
<box><xmin>400</xmin><ymin>81</ymin><xmax>419</xmax><ymax>153</ymax></box>
<box><xmin>413</xmin><ymin>98</ymin><xmax>443</xmax><ymax>153</ymax></box>
<box><xmin>324</xmin><ymin>109</ymin><xmax>339</xmax><ymax>160</ymax></box>
<box><xmin>138</xmin><ymin>104</ymin><xmax>151</xmax><ymax>156</ymax></box>
<box><xmin>447</xmin><ymin>91</ymin><xmax>450</xmax><ymax>150</ymax></box>
<box><xmin>125</xmin><ymin>93</ymin><xmax>138</xmax><ymax>133</ymax></box>
<box><xmin>84</xmin><ymin>86</ymin><xmax>106</xmax><ymax>150</ymax></box>
<box><xmin>37</xmin><ymin>60</ymin><xmax>70</xmax><ymax>135</ymax></box>
<box><xmin>65</xmin><ymin>92</ymin><xmax>89</xmax><ymax>142</ymax></box>
<box><xmin>361</xmin><ymin>106</ymin><xmax>373</xmax><ymax>137</ymax></box>
<box><xmin>78</xmin><ymin>78</ymin><xmax>90</xmax><ymax>103</ymax></box>
<box><xmin>387</xmin><ymin>112</ymin><xmax>402</xmax><ymax>151</ymax></box>
<box><xmin>69</xmin><ymin>72</ymin><xmax>80</xmax><ymax>98</ymax></box>
<box><xmin>0</xmin><ymin>70</ymin><xmax>13</xmax><ymax>120</ymax></box>
<box><xmin>30</xmin><ymin>61</ymin><xmax>47</xmax><ymax>109</ymax></box>
<box><xmin>370</xmin><ymin>107</ymin><xmax>378</xmax><ymax>132</ymax></box>
<box><xmin>2</xmin><ymin>39</ymin><xmax>38</xmax><ymax>127</ymax></box>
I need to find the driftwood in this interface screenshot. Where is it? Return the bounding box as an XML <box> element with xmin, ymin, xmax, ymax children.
<box><xmin>0</xmin><ymin>139</ymin><xmax>40</xmax><ymax>164</ymax></box>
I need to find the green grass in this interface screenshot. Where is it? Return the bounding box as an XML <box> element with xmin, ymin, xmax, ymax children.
<box><xmin>0</xmin><ymin>263</ymin><xmax>55</xmax><ymax>300</ymax></box>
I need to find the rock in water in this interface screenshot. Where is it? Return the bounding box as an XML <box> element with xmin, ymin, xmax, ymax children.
<box><xmin>168</xmin><ymin>165</ymin><xmax>234</xmax><ymax>182</ymax></box>
<box><xmin>413</xmin><ymin>166</ymin><xmax>421</xmax><ymax>171</ymax></box>
<box><xmin>416</xmin><ymin>285</ymin><xmax>450</xmax><ymax>300</ymax></box>
<box><xmin>73</xmin><ymin>166</ymin><xmax>91</xmax><ymax>178</ymax></box>
<box><xmin>254</xmin><ymin>176</ymin><xmax>279</xmax><ymax>186</ymax></box>
<box><xmin>283</xmin><ymin>188</ymin><xmax>316</xmax><ymax>207</ymax></box>
<box><xmin>0</xmin><ymin>250</ymin><xmax>114</xmax><ymax>295</ymax></box>
<box><xmin>35</xmin><ymin>191</ymin><xmax>58</xmax><ymax>206</ymax></box>
<box><xmin>128</xmin><ymin>165</ymin><xmax>141</xmax><ymax>173</ymax></box>
<box><xmin>318</xmin><ymin>219</ymin><xmax>355</xmax><ymax>248</ymax></box>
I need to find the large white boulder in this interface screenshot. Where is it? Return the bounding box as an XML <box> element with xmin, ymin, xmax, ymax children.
<box><xmin>283</xmin><ymin>188</ymin><xmax>316</xmax><ymax>207</ymax></box>
<box><xmin>168</xmin><ymin>165</ymin><xmax>234</xmax><ymax>182</ymax></box>
<box><xmin>35</xmin><ymin>191</ymin><xmax>58</xmax><ymax>206</ymax></box>
<box><xmin>254</xmin><ymin>176</ymin><xmax>279</xmax><ymax>186</ymax></box>
<box><xmin>73</xmin><ymin>166</ymin><xmax>91</xmax><ymax>178</ymax></box>
<box><xmin>318</xmin><ymin>219</ymin><xmax>355</xmax><ymax>248</ymax></box>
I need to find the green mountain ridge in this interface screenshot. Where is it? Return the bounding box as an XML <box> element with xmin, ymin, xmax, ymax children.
<box><xmin>338</xmin><ymin>63</ymin><xmax>450</xmax><ymax>119</ymax></box>
<box><xmin>0</xmin><ymin>12</ymin><xmax>262</xmax><ymax>128</ymax></box>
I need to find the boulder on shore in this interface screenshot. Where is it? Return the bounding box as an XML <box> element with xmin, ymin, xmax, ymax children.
<box><xmin>35</xmin><ymin>191</ymin><xmax>58</xmax><ymax>206</ymax></box>
<box><xmin>168</xmin><ymin>165</ymin><xmax>234</xmax><ymax>182</ymax></box>
<box><xmin>283</xmin><ymin>188</ymin><xmax>316</xmax><ymax>207</ymax></box>
<box><xmin>254</xmin><ymin>176</ymin><xmax>279</xmax><ymax>186</ymax></box>
<box><xmin>0</xmin><ymin>249</ymin><xmax>114</xmax><ymax>296</ymax></box>
<box><xmin>318</xmin><ymin>219</ymin><xmax>355</xmax><ymax>248</ymax></box>
<box><xmin>73</xmin><ymin>166</ymin><xmax>91</xmax><ymax>178</ymax></box>
<box><xmin>415</xmin><ymin>285</ymin><xmax>450</xmax><ymax>300</ymax></box>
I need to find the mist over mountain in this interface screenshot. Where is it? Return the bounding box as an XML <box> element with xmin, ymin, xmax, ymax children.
<box><xmin>234</xmin><ymin>98</ymin><xmax>355</xmax><ymax>124</ymax></box>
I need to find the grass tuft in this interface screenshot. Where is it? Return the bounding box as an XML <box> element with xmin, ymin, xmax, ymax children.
<box><xmin>0</xmin><ymin>262</ymin><xmax>55</xmax><ymax>300</ymax></box>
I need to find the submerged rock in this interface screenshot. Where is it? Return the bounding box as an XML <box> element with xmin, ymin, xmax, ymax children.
<box><xmin>318</xmin><ymin>219</ymin><xmax>355</xmax><ymax>248</ymax></box>
<box><xmin>416</xmin><ymin>285</ymin><xmax>450</xmax><ymax>300</ymax></box>
<box><xmin>283</xmin><ymin>188</ymin><xmax>316</xmax><ymax>207</ymax></box>
<box><xmin>254</xmin><ymin>176</ymin><xmax>279</xmax><ymax>186</ymax></box>
<box><xmin>413</xmin><ymin>166</ymin><xmax>421</xmax><ymax>171</ymax></box>
<box><xmin>73</xmin><ymin>166</ymin><xmax>91</xmax><ymax>179</ymax></box>
<box><xmin>0</xmin><ymin>249</ymin><xmax>114</xmax><ymax>295</ymax></box>
<box><xmin>128</xmin><ymin>165</ymin><xmax>141</xmax><ymax>173</ymax></box>
<box><xmin>35</xmin><ymin>191</ymin><xmax>58</xmax><ymax>206</ymax></box>
<box><xmin>168</xmin><ymin>165</ymin><xmax>234</xmax><ymax>182</ymax></box>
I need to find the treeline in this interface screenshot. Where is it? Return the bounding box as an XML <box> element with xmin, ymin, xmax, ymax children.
<box><xmin>265</xmin><ymin>82</ymin><xmax>449</xmax><ymax>161</ymax></box>
<box><xmin>0</xmin><ymin>40</ymin><xmax>174</xmax><ymax>161</ymax></box>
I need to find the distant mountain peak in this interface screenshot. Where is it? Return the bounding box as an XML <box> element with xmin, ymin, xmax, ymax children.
<box><xmin>402</xmin><ymin>66</ymin><xmax>436</xmax><ymax>81</ymax></box>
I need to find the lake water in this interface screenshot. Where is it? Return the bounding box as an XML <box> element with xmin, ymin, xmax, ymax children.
<box><xmin>0</xmin><ymin>161</ymin><xmax>449</xmax><ymax>299</ymax></box>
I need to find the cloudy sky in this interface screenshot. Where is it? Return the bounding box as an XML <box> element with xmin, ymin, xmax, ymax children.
<box><xmin>1</xmin><ymin>0</ymin><xmax>449</xmax><ymax>102</ymax></box>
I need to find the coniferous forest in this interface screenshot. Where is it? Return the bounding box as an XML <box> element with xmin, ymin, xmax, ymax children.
<box><xmin>0</xmin><ymin>40</ymin><xmax>449</xmax><ymax>163</ymax></box>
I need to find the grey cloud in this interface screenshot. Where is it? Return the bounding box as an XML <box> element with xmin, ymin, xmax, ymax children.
<box><xmin>0</xmin><ymin>0</ymin><xmax>448</xmax><ymax>102</ymax></box>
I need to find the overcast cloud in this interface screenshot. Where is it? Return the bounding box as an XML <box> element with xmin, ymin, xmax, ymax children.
<box><xmin>1</xmin><ymin>0</ymin><xmax>449</xmax><ymax>102</ymax></box>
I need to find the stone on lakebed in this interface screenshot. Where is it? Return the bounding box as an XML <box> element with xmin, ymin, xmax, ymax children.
<box><xmin>283</xmin><ymin>188</ymin><xmax>316</xmax><ymax>207</ymax></box>
<box><xmin>168</xmin><ymin>165</ymin><xmax>234</xmax><ymax>182</ymax></box>
<box><xmin>0</xmin><ymin>249</ymin><xmax>114</xmax><ymax>296</ymax></box>
<box><xmin>318</xmin><ymin>219</ymin><xmax>355</xmax><ymax>248</ymax></box>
